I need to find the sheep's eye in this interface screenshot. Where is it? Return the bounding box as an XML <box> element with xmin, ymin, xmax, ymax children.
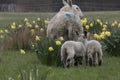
<box><xmin>76</xmin><ymin>7</ymin><xmax>79</xmax><ymax>10</ymax></box>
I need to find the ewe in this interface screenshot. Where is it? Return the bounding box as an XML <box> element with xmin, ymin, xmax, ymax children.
<box><xmin>47</xmin><ymin>0</ymin><xmax>83</xmax><ymax>41</ymax></box>
<box><xmin>61</xmin><ymin>40</ymin><xmax>86</xmax><ymax>68</ymax></box>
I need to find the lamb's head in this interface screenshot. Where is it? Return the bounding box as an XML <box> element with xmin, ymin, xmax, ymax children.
<box><xmin>77</xmin><ymin>34</ymin><xmax>86</xmax><ymax>44</ymax></box>
<box><xmin>60</xmin><ymin>0</ymin><xmax>83</xmax><ymax>19</ymax></box>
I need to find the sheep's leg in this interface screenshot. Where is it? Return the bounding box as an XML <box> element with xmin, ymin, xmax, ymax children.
<box><xmin>98</xmin><ymin>50</ymin><xmax>103</xmax><ymax>66</ymax></box>
<box><xmin>85</xmin><ymin>54</ymin><xmax>89</xmax><ymax>66</ymax></box>
<box><xmin>93</xmin><ymin>52</ymin><xmax>97</xmax><ymax>66</ymax></box>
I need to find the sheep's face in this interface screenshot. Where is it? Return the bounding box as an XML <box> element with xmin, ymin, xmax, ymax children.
<box><xmin>77</xmin><ymin>34</ymin><xmax>85</xmax><ymax>43</ymax></box>
<box><xmin>66</xmin><ymin>57</ymin><xmax>74</xmax><ymax>68</ymax></box>
<box><xmin>61</xmin><ymin>0</ymin><xmax>83</xmax><ymax>19</ymax></box>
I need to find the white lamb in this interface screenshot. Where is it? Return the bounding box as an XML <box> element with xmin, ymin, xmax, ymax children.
<box><xmin>61</xmin><ymin>41</ymin><xmax>86</xmax><ymax>68</ymax></box>
<box><xmin>83</xmin><ymin>31</ymin><xmax>103</xmax><ymax>66</ymax></box>
<box><xmin>47</xmin><ymin>0</ymin><xmax>83</xmax><ymax>41</ymax></box>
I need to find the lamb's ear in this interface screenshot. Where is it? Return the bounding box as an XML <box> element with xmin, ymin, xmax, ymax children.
<box><xmin>84</xmin><ymin>30</ymin><xmax>88</xmax><ymax>38</ymax></box>
<box><xmin>67</xmin><ymin>0</ymin><xmax>72</xmax><ymax>7</ymax></box>
<box><xmin>62</xmin><ymin>0</ymin><xmax>67</xmax><ymax>6</ymax></box>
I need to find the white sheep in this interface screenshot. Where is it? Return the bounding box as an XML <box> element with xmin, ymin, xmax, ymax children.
<box><xmin>61</xmin><ymin>41</ymin><xmax>86</xmax><ymax>68</ymax></box>
<box><xmin>83</xmin><ymin>31</ymin><xmax>103</xmax><ymax>66</ymax></box>
<box><xmin>47</xmin><ymin>0</ymin><xmax>83</xmax><ymax>41</ymax></box>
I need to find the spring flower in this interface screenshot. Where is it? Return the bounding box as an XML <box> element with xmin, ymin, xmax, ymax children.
<box><xmin>100</xmin><ymin>34</ymin><xmax>105</xmax><ymax>39</ymax></box>
<box><xmin>40</xmin><ymin>28</ymin><xmax>44</xmax><ymax>32</ymax></box>
<box><xmin>114</xmin><ymin>20</ymin><xmax>118</xmax><ymax>25</ymax></box>
<box><xmin>102</xmin><ymin>27</ymin><xmax>106</xmax><ymax>31</ymax></box>
<box><xmin>85</xmin><ymin>25</ymin><xmax>89</xmax><ymax>30</ymax></box>
<box><xmin>11</xmin><ymin>25</ymin><xmax>16</xmax><ymax>30</ymax></box>
<box><xmin>56</xmin><ymin>41</ymin><xmax>61</xmax><ymax>46</ymax></box>
<box><xmin>97</xmin><ymin>19</ymin><xmax>101</xmax><ymax>23</ymax></box>
<box><xmin>100</xmin><ymin>22</ymin><xmax>103</xmax><ymax>26</ymax></box>
<box><xmin>111</xmin><ymin>23</ymin><xmax>115</xmax><ymax>27</ymax></box>
<box><xmin>105</xmin><ymin>21</ymin><xmax>108</xmax><ymax>24</ymax></box>
<box><xmin>90</xmin><ymin>23</ymin><xmax>93</xmax><ymax>27</ymax></box>
<box><xmin>32</xmin><ymin>21</ymin><xmax>36</xmax><ymax>24</ymax></box>
<box><xmin>32</xmin><ymin>44</ymin><xmax>34</xmax><ymax>49</ymax></box>
<box><xmin>94</xmin><ymin>34</ymin><xmax>98</xmax><ymax>39</ymax></box>
<box><xmin>35</xmin><ymin>25</ymin><xmax>39</xmax><ymax>29</ymax></box>
<box><xmin>0</xmin><ymin>30</ymin><xmax>4</xmax><ymax>34</ymax></box>
<box><xmin>18</xmin><ymin>24</ymin><xmax>22</xmax><ymax>28</ymax></box>
<box><xmin>0</xmin><ymin>35</ymin><xmax>4</xmax><ymax>39</ymax></box>
<box><xmin>20</xmin><ymin>49</ymin><xmax>26</xmax><ymax>55</ymax></box>
<box><xmin>24</xmin><ymin>18</ymin><xmax>28</xmax><ymax>22</ymax></box>
<box><xmin>103</xmin><ymin>25</ymin><xmax>107</xmax><ymax>28</ymax></box>
<box><xmin>82</xmin><ymin>18</ymin><xmax>87</xmax><ymax>25</ymax></box>
<box><xmin>59</xmin><ymin>37</ymin><xmax>64</xmax><ymax>41</ymax></box>
<box><xmin>37</xmin><ymin>17</ymin><xmax>41</xmax><ymax>21</ymax></box>
<box><xmin>48</xmin><ymin>47</ymin><xmax>54</xmax><ymax>52</ymax></box>
<box><xmin>5</xmin><ymin>29</ymin><xmax>9</xmax><ymax>33</ymax></box>
<box><xmin>44</xmin><ymin>20</ymin><xmax>49</xmax><ymax>25</ymax></box>
<box><xmin>35</xmin><ymin>36</ymin><xmax>40</xmax><ymax>41</ymax></box>
<box><xmin>31</xmin><ymin>29</ymin><xmax>34</xmax><ymax>35</ymax></box>
<box><xmin>105</xmin><ymin>31</ymin><xmax>111</xmax><ymax>37</ymax></box>
<box><xmin>26</xmin><ymin>22</ymin><xmax>32</xmax><ymax>28</ymax></box>
<box><xmin>18</xmin><ymin>74</ymin><xmax>21</xmax><ymax>78</ymax></box>
<box><xmin>12</xmin><ymin>22</ymin><xmax>16</xmax><ymax>26</ymax></box>
<box><xmin>118</xmin><ymin>23</ymin><xmax>120</xmax><ymax>28</ymax></box>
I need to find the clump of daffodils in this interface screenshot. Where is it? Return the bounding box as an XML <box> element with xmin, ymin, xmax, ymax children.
<box><xmin>48</xmin><ymin>47</ymin><xmax>54</xmax><ymax>52</ymax></box>
<box><xmin>55</xmin><ymin>41</ymin><xmax>61</xmax><ymax>46</ymax></box>
<box><xmin>35</xmin><ymin>36</ymin><xmax>40</xmax><ymax>41</ymax></box>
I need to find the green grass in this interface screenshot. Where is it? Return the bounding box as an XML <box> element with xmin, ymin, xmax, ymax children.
<box><xmin>0</xmin><ymin>51</ymin><xmax>120</xmax><ymax>80</ymax></box>
<box><xmin>0</xmin><ymin>11</ymin><xmax>120</xmax><ymax>28</ymax></box>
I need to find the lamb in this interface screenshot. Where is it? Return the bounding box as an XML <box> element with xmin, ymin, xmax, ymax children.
<box><xmin>47</xmin><ymin>0</ymin><xmax>84</xmax><ymax>41</ymax></box>
<box><xmin>61</xmin><ymin>40</ymin><xmax>86</xmax><ymax>68</ymax></box>
<box><xmin>83</xmin><ymin>31</ymin><xmax>103</xmax><ymax>66</ymax></box>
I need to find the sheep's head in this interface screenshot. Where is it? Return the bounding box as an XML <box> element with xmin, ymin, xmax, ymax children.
<box><xmin>60</xmin><ymin>0</ymin><xmax>83</xmax><ymax>19</ymax></box>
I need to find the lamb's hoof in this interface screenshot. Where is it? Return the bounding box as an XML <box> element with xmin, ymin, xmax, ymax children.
<box><xmin>98</xmin><ymin>60</ymin><xmax>102</xmax><ymax>66</ymax></box>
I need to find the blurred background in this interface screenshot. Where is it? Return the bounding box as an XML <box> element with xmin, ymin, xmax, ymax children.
<box><xmin>0</xmin><ymin>0</ymin><xmax>120</xmax><ymax>12</ymax></box>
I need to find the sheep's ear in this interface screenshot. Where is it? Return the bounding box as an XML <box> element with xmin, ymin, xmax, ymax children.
<box><xmin>62</xmin><ymin>0</ymin><xmax>67</xmax><ymax>6</ymax></box>
<box><xmin>67</xmin><ymin>0</ymin><xmax>72</xmax><ymax>7</ymax></box>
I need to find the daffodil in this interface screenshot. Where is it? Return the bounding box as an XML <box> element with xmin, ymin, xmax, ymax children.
<box><xmin>40</xmin><ymin>28</ymin><xmax>44</xmax><ymax>32</ymax></box>
<box><xmin>59</xmin><ymin>37</ymin><xmax>64</xmax><ymax>41</ymax></box>
<box><xmin>100</xmin><ymin>22</ymin><xmax>103</xmax><ymax>26</ymax></box>
<box><xmin>32</xmin><ymin>21</ymin><xmax>36</xmax><ymax>24</ymax></box>
<box><xmin>24</xmin><ymin>18</ymin><xmax>28</xmax><ymax>22</ymax></box>
<box><xmin>105</xmin><ymin>21</ymin><xmax>108</xmax><ymax>25</ymax></box>
<box><xmin>48</xmin><ymin>47</ymin><xmax>54</xmax><ymax>52</ymax></box>
<box><xmin>90</xmin><ymin>23</ymin><xmax>93</xmax><ymax>27</ymax></box>
<box><xmin>12</xmin><ymin>22</ymin><xmax>16</xmax><ymax>26</ymax></box>
<box><xmin>85</xmin><ymin>25</ymin><xmax>89</xmax><ymax>30</ymax></box>
<box><xmin>35</xmin><ymin>25</ymin><xmax>39</xmax><ymax>29</ymax></box>
<box><xmin>103</xmin><ymin>25</ymin><xmax>107</xmax><ymax>28</ymax></box>
<box><xmin>37</xmin><ymin>17</ymin><xmax>41</xmax><ymax>21</ymax></box>
<box><xmin>11</xmin><ymin>25</ymin><xmax>16</xmax><ymax>30</ymax></box>
<box><xmin>56</xmin><ymin>41</ymin><xmax>61</xmax><ymax>46</ymax></box>
<box><xmin>0</xmin><ymin>30</ymin><xmax>4</xmax><ymax>34</ymax></box>
<box><xmin>35</xmin><ymin>36</ymin><xmax>40</xmax><ymax>41</ymax></box>
<box><xmin>82</xmin><ymin>18</ymin><xmax>87</xmax><ymax>25</ymax></box>
<box><xmin>105</xmin><ymin>31</ymin><xmax>111</xmax><ymax>37</ymax></box>
<box><xmin>31</xmin><ymin>29</ymin><xmax>35</xmax><ymax>35</ymax></box>
<box><xmin>111</xmin><ymin>23</ymin><xmax>115</xmax><ymax>27</ymax></box>
<box><xmin>100</xmin><ymin>34</ymin><xmax>105</xmax><ymax>39</ymax></box>
<box><xmin>114</xmin><ymin>20</ymin><xmax>118</xmax><ymax>25</ymax></box>
<box><xmin>44</xmin><ymin>20</ymin><xmax>49</xmax><ymax>25</ymax></box>
<box><xmin>5</xmin><ymin>29</ymin><xmax>9</xmax><ymax>33</ymax></box>
<box><xmin>0</xmin><ymin>35</ymin><xmax>4</xmax><ymax>39</ymax></box>
<box><xmin>102</xmin><ymin>27</ymin><xmax>106</xmax><ymax>31</ymax></box>
<box><xmin>118</xmin><ymin>23</ymin><xmax>120</xmax><ymax>28</ymax></box>
<box><xmin>18</xmin><ymin>24</ymin><xmax>22</xmax><ymax>28</ymax></box>
<box><xmin>94</xmin><ymin>34</ymin><xmax>99</xmax><ymax>39</ymax></box>
<box><xmin>97</xmin><ymin>19</ymin><xmax>101</xmax><ymax>23</ymax></box>
<box><xmin>20</xmin><ymin>49</ymin><xmax>26</xmax><ymax>55</ymax></box>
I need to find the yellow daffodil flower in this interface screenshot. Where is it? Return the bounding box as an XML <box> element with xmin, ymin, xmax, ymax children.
<box><xmin>48</xmin><ymin>47</ymin><xmax>54</xmax><ymax>52</ymax></box>
<box><xmin>24</xmin><ymin>18</ymin><xmax>28</xmax><ymax>22</ymax></box>
<box><xmin>5</xmin><ymin>29</ymin><xmax>9</xmax><ymax>33</ymax></box>
<box><xmin>37</xmin><ymin>17</ymin><xmax>41</xmax><ymax>21</ymax></box>
<box><xmin>20</xmin><ymin>49</ymin><xmax>26</xmax><ymax>55</ymax></box>
<box><xmin>85</xmin><ymin>25</ymin><xmax>89</xmax><ymax>30</ymax></box>
<box><xmin>105</xmin><ymin>31</ymin><xmax>111</xmax><ymax>37</ymax></box>
<box><xmin>18</xmin><ymin>25</ymin><xmax>22</xmax><ymax>28</ymax></box>
<box><xmin>32</xmin><ymin>21</ymin><xmax>36</xmax><ymax>24</ymax></box>
<box><xmin>82</xmin><ymin>18</ymin><xmax>87</xmax><ymax>25</ymax></box>
<box><xmin>11</xmin><ymin>25</ymin><xmax>16</xmax><ymax>29</ymax></box>
<box><xmin>118</xmin><ymin>23</ymin><xmax>120</xmax><ymax>28</ymax></box>
<box><xmin>97</xmin><ymin>19</ymin><xmax>101</xmax><ymax>23</ymax></box>
<box><xmin>0</xmin><ymin>30</ymin><xmax>4</xmax><ymax>34</ymax></box>
<box><xmin>56</xmin><ymin>41</ymin><xmax>61</xmax><ymax>46</ymax></box>
<box><xmin>35</xmin><ymin>36</ymin><xmax>40</xmax><ymax>41</ymax></box>
<box><xmin>35</xmin><ymin>25</ymin><xmax>39</xmax><ymax>29</ymax></box>
<box><xmin>103</xmin><ymin>25</ymin><xmax>107</xmax><ymax>28</ymax></box>
<box><xmin>111</xmin><ymin>23</ymin><xmax>115</xmax><ymax>27</ymax></box>
<box><xmin>90</xmin><ymin>23</ymin><xmax>93</xmax><ymax>27</ymax></box>
<box><xmin>59</xmin><ymin>37</ymin><xmax>64</xmax><ymax>41</ymax></box>
<box><xmin>44</xmin><ymin>20</ymin><xmax>49</xmax><ymax>25</ymax></box>
<box><xmin>40</xmin><ymin>28</ymin><xmax>44</xmax><ymax>32</ymax></box>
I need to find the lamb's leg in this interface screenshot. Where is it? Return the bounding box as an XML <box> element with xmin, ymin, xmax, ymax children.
<box><xmin>93</xmin><ymin>52</ymin><xmax>97</xmax><ymax>66</ymax></box>
<box><xmin>98</xmin><ymin>50</ymin><xmax>103</xmax><ymax>66</ymax></box>
<box><xmin>85</xmin><ymin>54</ymin><xmax>88</xmax><ymax>66</ymax></box>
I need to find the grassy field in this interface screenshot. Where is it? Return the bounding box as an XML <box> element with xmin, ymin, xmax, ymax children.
<box><xmin>0</xmin><ymin>11</ymin><xmax>120</xmax><ymax>80</ymax></box>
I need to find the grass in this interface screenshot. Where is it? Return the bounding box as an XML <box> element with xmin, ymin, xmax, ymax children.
<box><xmin>0</xmin><ymin>11</ymin><xmax>120</xmax><ymax>80</ymax></box>
<box><xmin>0</xmin><ymin>51</ymin><xmax>120</xmax><ymax>80</ymax></box>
